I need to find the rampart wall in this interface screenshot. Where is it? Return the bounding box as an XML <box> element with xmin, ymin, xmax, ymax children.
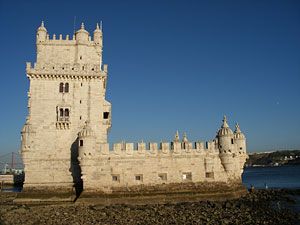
<box><xmin>78</xmin><ymin>140</ymin><xmax>245</xmax><ymax>193</ymax></box>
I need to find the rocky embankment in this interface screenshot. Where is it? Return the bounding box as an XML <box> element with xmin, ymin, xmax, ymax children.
<box><xmin>0</xmin><ymin>189</ymin><xmax>299</xmax><ymax>225</ymax></box>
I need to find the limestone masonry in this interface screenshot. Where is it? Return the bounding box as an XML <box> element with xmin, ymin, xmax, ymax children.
<box><xmin>21</xmin><ymin>22</ymin><xmax>248</xmax><ymax>195</ymax></box>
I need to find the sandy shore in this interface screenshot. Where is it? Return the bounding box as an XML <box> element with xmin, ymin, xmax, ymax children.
<box><xmin>0</xmin><ymin>189</ymin><xmax>299</xmax><ymax>225</ymax></box>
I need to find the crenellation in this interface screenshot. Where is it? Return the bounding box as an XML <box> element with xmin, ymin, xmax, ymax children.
<box><xmin>125</xmin><ymin>143</ymin><xmax>134</xmax><ymax>154</ymax></box>
<box><xmin>40</xmin><ymin>33</ymin><xmax>101</xmax><ymax>45</ymax></box>
<box><xmin>137</xmin><ymin>142</ymin><xmax>146</xmax><ymax>153</ymax></box>
<box><xmin>160</xmin><ymin>142</ymin><xmax>170</xmax><ymax>153</ymax></box>
<box><xmin>98</xmin><ymin>140</ymin><xmax>223</xmax><ymax>156</ymax></box>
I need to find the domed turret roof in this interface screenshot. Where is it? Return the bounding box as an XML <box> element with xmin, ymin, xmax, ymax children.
<box><xmin>76</xmin><ymin>22</ymin><xmax>89</xmax><ymax>35</ymax></box>
<box><xmin>94</xmin><ymin>22</ymin><xmax>102</xmax><ymax>33</ymax></box>
<box><xmin>234</xmin><ymin>123</ymin><xmax>245</xmax><ymax>139</ymax></box>
<box><xmin>217</xmin><ymin>115</ymin><xmax>233</xmax><ymax>136</ymax></box>
<box><xmin>37</xmin><ymin>21</ymin><xmax>47</xmax><ymax>32</ymax></box>
<box><xmin>78</xmin><ymin>121</ymin><xmax>94</xmax><ymax>138</ymax></box>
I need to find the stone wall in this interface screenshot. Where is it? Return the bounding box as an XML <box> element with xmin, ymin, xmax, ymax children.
<box><xmin>78</xmin><ymin>141</ymin><xmax>247</xmax><ymax>193</ymax></box>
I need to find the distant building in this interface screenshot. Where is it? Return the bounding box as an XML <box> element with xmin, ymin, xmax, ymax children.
<box><xmin>21</xmin><ymin>22</ymin><xmax>248</xmax><ymax>195</ymax></box>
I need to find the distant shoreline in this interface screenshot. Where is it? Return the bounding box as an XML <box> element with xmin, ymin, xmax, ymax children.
<box><xmin>246</xmin><ymin>150</ymin><xmax>300</xmax><ymax>167</ymax></box>
<box><xmin>245</xmin><ymin>164</ymin><xmax>300</xmax><ymax>168</ymax></box>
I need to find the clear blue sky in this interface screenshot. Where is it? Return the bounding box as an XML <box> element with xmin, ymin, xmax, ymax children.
<box><xmin>0</xmin><ymin>0</ymin><xmax>299</xmax><ymax>153</ymax></box>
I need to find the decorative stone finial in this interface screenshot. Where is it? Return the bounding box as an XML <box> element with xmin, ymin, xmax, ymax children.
<box><xmin>234</xmin><ymin>122</ymin><xmax>245</xmax><ymax>139</ymax></box>
<box><xmin>182</xmin><ymin>132</ymin><xmax>188</xmax><ymax>142</ymax></box>
<box><xmin>96</xmin><ymin>23</ymin><xmax>100</xmax><ymax>30</ymax></box>
<box><xmin>81</xmin><ymin>22</ymin><xmax>85</xmax><ymax>29</ymax></box>
<box><xmin>37</xmin><ymin>21</ymin><xmax>47</xmax><ymax>33</ymax></box>
<box><xmin>235</xmin><ymin>123</ymin><xmax>241</xmax><ymax>133</ymax></box>
<box><xmin>222</xmin><ymin>115</ymin><xmax>229</xmax><ymax>128</ymax></box>
<box><xmin>174</xmin><ymin>130</ymin><xmax>180</xmax><ymax>142</ymax></box>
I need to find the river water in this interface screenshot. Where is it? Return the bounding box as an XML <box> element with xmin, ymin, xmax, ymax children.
<box><xmin>243</xmin><ymin>165</ymin><xmax>300</xmax><ymax>213</ymax></box>
<box><xmin>242</xmin><ymin>165</ymin><xmax>300</xmax><ymax>189</ymax></box>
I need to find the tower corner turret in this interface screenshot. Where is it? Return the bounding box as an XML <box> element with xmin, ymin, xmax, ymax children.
<box><xmin>75</xmin><ymin>23</ymin><xmax>89</xmax><ymax>44</ymax></box>
<box><xmin>36</xmin><ymin>21</ymin><xmax>47</xmax><ymax>43</ymax></box>
<box><xmin>93</xmin><ymin>22</ymin><xmax>103</xmax><ymax>46</ymax></box>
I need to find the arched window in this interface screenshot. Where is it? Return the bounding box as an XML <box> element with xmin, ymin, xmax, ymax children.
<box><xmin>65</xmin><ymin>108</ymin><xmax>69</xmax><ymax>117</ymax></box>
<box><xmin>65</xmin><ymin>83</ymin><xmax>69</xmax><ymax>93</ymax></box>
<box><xmin>59</xmin><ymin>83</ymin><xmax>64</xmax><ymax>93</ymax></box>
<box><xmin>59</xmin><ymin>108</ymin><xmax>64</xmax><ymax>117</ymax></box>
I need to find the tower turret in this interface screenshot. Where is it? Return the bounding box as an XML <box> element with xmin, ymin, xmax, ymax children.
<box><xmin>234</xmin><ymin>123</ymin><xmax>248</xmax><ymax>170</ymax></box>
<box><xmin>77</xmin><ymin>121</ymin><xmax>96</xmax><ymax>189</ymax></box>
<box><xmin>217</xmin><ymin>116</ymin><xmax>237</xmax><ymax>178</ymax></box>
<box><xmin>78</xmin><ymin>121</ymin><xmax>96</xmax><ymax>159</ymax></box>
<box><xmin>234</xmin><ymin>123</ymin><xmax>246</xmax><ymax>153</ymax></box>
<box><xmin>36</xmin><ymin>21</ymin><xmax>47</xmax><ymax>43</ymax></box>
<box><xmin>75</xmin><ymin>23</ymin><xmax>89</xmax><ymax>44</ymax></box>
<box><xmin>93</xmin><ymin>23</ymin><xmax>103</xmax><ymax>46</ymax></box>
<box><xmin>217</xmin><ymin>115</ymin><xmax>234</xmax><ymax>153</ymax></box>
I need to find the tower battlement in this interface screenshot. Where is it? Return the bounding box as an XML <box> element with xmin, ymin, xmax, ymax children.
<box><xmin>35</xmin><ymin>22</ymin><xmax>103</xmax><ymax>69</ymax></box>
<box><xmin>38</xmin><ymin>33</ymin><xmax>101</xmax><ymax>45</ymax></box>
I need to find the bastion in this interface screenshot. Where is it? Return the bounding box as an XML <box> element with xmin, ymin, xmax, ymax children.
<box><xmin>17</xmin><ymin>22</ymin><xmax>248</xmax><ymax>204</ymax></box>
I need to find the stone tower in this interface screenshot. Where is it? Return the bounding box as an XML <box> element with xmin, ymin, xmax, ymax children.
<box><xmin>21</xmin><ymin>22</ymin><xmax>111</xmax><ymax>193</ymax></box>
<box><xmin>20</xmin><ymin>22</ymin><xmax>248</xmax><ymax>202</ymax></box>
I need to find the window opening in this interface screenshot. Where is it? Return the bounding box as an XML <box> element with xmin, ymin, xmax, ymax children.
<box><xmin>112</xmin><ymin>175</ymin><xmax>120</xmax><ymax>182</ymax></box>
<box><xmin>59</xmin><ymin>108</ymin><xmax>64</xmax><ymax>117</ymax></box>
<box><xmin>158</xmin><ymin>173</ymin><xmax>167</xmax><ymax>181</ymax></box>
<box><xmin>79</xmin><ymin>140</ymin><xmax>83</xmax><ymax>146</ymax></box>
<box><xmin>206</xmin><ymin>172</ymin><xmax>214</xmax><ymax>178</ymax></box>
<box><xmin>65</xmin><ymin>83</ymin><xmax>69</xmax><ymax>93</ymax></box>
<box><xmin>64</xmin><ymin>108</ymin><xmax>69</xmax><ymax>117</ymax></box>
<box><xmin>182</xmin><ymin>172</ymin><xmax>192</xmax><ymax>181</ymax></box>
<box><xmin>59</xmin><ymin>83</ymin><xmax>64</xmax><ymax>93</ymax></box>
<box><xmin>103</xmin><ymin>112</ymin><xmax>109</xmax><ymax>119</ymax></box>
<box><xmin>135</xmin><ymin>174</ymin><xmax>143</xmax><ymax>181</ymax></box>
